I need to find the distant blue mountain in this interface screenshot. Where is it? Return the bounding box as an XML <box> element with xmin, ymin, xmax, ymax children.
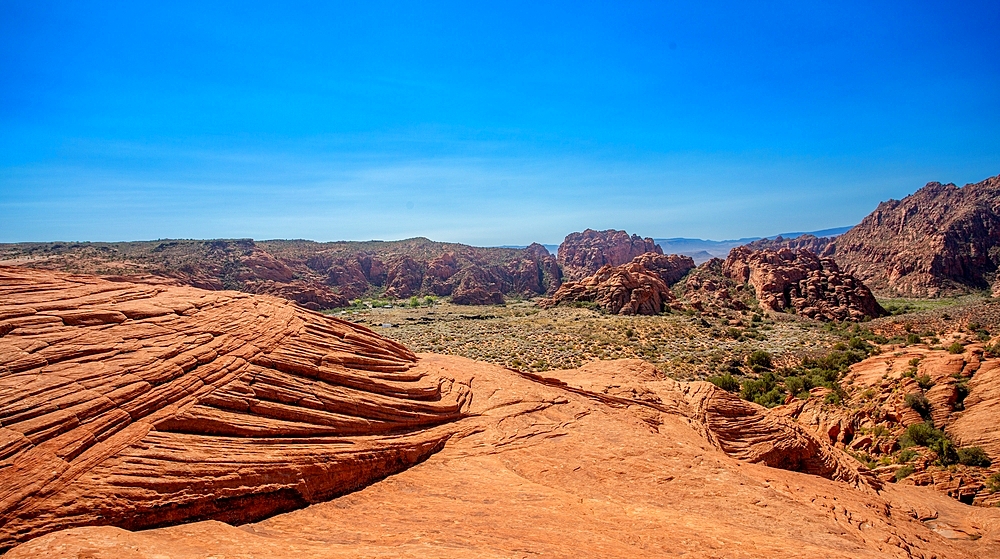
<box><xmin>654</xmin><ymin>225</ymin><xmax>854</xmax><ymax>264</ymax></box>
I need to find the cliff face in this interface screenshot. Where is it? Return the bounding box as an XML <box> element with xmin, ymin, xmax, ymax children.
<box><xmin>557</xmin><ymin>229</ymin><xmax>662</xmax><ymax>282</ymax></box>
<box><xmin>831</xmin><ymin>174</ymin><xmax>1000</xmax><ymax>297</ymax></box>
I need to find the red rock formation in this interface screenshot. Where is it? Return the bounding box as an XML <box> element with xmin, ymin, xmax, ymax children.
<box><xmin>543</xmin><ymin>252</ymin><xmax>693</xmax><ymax>315</ymax></box>
<box><xmin>830</xmin><ymin>174</ymin><xmax>1000</xmax><ymax>296</ymax></box>
<box><xmin>557</xmin><ymin>229</ymin><xmax>662</xmax><ymax>281</ymax></box>
<box><xmin>723</xmin><ymin>247</ymin><xmax>885</xmax><ymax>321</ymax></box>
<box><xmin>681</xmin><ymin>258</ymin><xmax>751</xmax><ymax>312</ymax></box>
<box><xmin>0</xmin><ymin>238</ymin><xmax>564</xmax><ymax>307</ymax></box>
<box><xmin>744</xmin><ymin>234</ymin><xmax>837</xmax><ymax>255</ymax></box>
<box><xmin>0</xmin><ymin>266</ymin><xmax>467</xmax><ymax>550</ymax></box>
<box><xmin>450</xmin><ymin>266</ymin><xmax>505</xmax><ymax>305</ymax></box>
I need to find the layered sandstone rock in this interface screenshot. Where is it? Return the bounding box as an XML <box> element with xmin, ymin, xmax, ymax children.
<box><xmin>830</xmin><ymin>174</ymin><xmax>1000</xmax><ymax>296</ymax></box>
<box><xmin>0</xmin><ymin>266</ymin><xmax>468</xmax><ymax>550</ymax></box>
<box><xmin>542</xmin><ymin>253</ymin><xmax>693</xmax><ymax>315</ymax></box>
<box><xmin>557</xmin><ymin>229</ymin><xmax>662</xmax><ymax>281</ymax></box>
<box><xmin>723</xmin><ymin>247</ymin><xmax>885</xmax><ymax>321</ymax></box>
<box><xmin>14</xmin><ymin>350</ymin><xmax>1000</xmax><ymax>559</ymax></box>
<box><xmin>778</xmin><ymin>341</ymin><xmax>1000</xmax><ymax>507</ymax></box>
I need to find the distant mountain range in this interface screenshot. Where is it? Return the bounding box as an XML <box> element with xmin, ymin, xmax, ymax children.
<box><xmin>654</xmin><ymin>226</ymin><xmax>853</xmax><ymax>264</ymax></box>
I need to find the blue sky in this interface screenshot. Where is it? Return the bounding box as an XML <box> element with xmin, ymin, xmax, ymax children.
<box><xmin>2</xmin><ymin>1</ymin><xmax>998</xmax><ymax>245</ymax></box>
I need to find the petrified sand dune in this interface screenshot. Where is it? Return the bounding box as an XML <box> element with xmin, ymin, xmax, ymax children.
<box><xmin>0</xmin><ymin>266</ymin><xmax>467</xmax><ymax>549</ymax></box>
<box><xmin>3</xmin><ymin>266</ymin><xmax>1000</xmax><ymax>558</ymax></box>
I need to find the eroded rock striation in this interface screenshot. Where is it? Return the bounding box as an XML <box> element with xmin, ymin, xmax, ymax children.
<box><xmin>557</xmin><ymin>229</ymin><xmax>662</xmax><ymax>282</ymax></box>
<box><xmin>830</xmin><ymin>174</ymin><xmax>1000</xmax><ymax>296</ymax></box>
<box><xmin>542</xmin><ymin>253</ymin><xmax>694</xmax><ymax>315</ymax></box>
<box><xmin>0</xmin><ymin>266</ymin><xmax>469</xmax><ymax>550</ymax></box>
<box><xmin>723</xmin><ymin>247</ymin><xmax>886</xmax><ymax>321</ymax></box>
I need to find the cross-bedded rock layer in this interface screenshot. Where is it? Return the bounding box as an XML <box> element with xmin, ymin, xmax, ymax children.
<box><xmin>0</xmin><ymin>266</ymin><xmax>469</xmax><ymax>550</ymax></box>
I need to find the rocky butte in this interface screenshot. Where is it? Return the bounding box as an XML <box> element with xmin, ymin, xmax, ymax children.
<box><xmin>829</xmin><ymin>173</ymin><xmax>1000</xmax><ymax>297</ymax></box>
<box><xmin>2</xmin><ymin>265</ymin><xmax>999</xmax><ymax>558</ymax></box>
<box><xmin>557</xmin><ymin>229</ymin><xmax>662</xmax><ymax>282</ymax></box>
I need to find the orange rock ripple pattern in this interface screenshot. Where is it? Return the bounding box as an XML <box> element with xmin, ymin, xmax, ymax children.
<box><xmin>0</xmin><ymin>266</ymin><xmax>468</xmax><ymax>550</ymax></box>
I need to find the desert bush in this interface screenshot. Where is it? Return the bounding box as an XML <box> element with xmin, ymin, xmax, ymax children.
<box><xmin>899</xmin><ymin>421</ymin><xmax>946</xmax><ymax>449</ymax></box>
<box><xmin>784</xmin><ymin>376</ymin><xmax>813</xmax><ymax>397</ymax></box>
<box><xmin>915</xmin><ymin>374</ymin><xmax>935</xmax><ymax>390</ymax></box>
<box><xmin>957</xmin><ymin>446</ymin><xmax>992</xmax><ymax>467</ymax></box>
<box><xmin>905</xmin><ymin>333</ymin><xmax>921</xmax><ymax>345</ymax></box>
<box><xmin>904</xmin><ymin>393</ymin><xmax>931</xmax><ymax>419</ymax></box>
<box><xmin>908</xmin><ymin>357</ymin><xmax>921</xmax><ymax>367</ymax></box>
<box><xmin>746</xmin><ymin>350</ymin><xmax>773</xmax><ymax>372</ymax></box>
<box><xmin>740</xmin><ymin>372</ymin><xmax>785</xmax><ymax>407</ymax></box>
<box><xmin>988</xmin><ymin>472</ymin><xmax>1000</xmax><ymax>493</ymax></box>
<box><xmin>948</xmin><ymin>342</ymin><xmax>965</xmax><ymax>354</ymax></box>
<box><xmin>894</xmin><ymin>465</ymin><xmax>915</xmax><ymax>481</ymax></box>
<box><xmin>707</xmin><ymin>373</ymin><xmax>740</xmax><ymax>392</ymax></box>
<box><xmin>896</xmin><ymin>448</ymin><xmax>917</xmax><ymax>463</ymax></box>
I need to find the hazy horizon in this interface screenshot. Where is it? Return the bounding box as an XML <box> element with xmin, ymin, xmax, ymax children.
<box><xmin>3</xmin><ymin>2</ymin><xmax>998</xmax><ymax>245</ymax></box>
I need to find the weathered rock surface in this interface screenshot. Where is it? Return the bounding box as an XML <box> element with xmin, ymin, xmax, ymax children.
<box><xmin>11</xmin><ymin>357</ymin><xmax>1000</xmax><ymax>558</ymax></box>
<box><xmin>0</xmin><ymin>266</ymin><xmax>467</xmax><ymax>550</ymax></box>
<box><xmin>681</xmin><ymin>258</ymin><xmax>753</xmax><ymax>312</ymax></box>
<box><xmin>0</xmin><ymin>237</ymin><xmax>563</xmax><ymax>308</ymax></box>
<box><xmin>830</xmin><ymin>174</ymin><xmax>1000</xmax><ymax>296</ymax></box>
<box><xmin>557</xmin><ymin>229</ymin><xmax>662</xmax><ymax>281</ymax></box>
<box><xmin>4</xmin><ymin>267</ymin><xmax>1000</xmax><ymax>558</ymax></box>
<box><xmin>542</xmin><ymin>253</ymin><xmax>693</xmax><ymax>315</ymax></box>
<box><xmin>723</xmin><ymin>247</ymin><xmax>886</xmax><ymax>321</ymax></box>
<box><xmin>778</xmin><ymin>340</ymin><xmax>1000</xmax><ymax>507</ymax></box>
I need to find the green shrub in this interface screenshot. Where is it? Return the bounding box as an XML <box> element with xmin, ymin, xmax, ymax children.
<box><xmin>894</xmin><ymin>465</ymin><xmax>915</xmax><ymax>481</ymax></box>
<box><xmin>900</xmin><ymin>421</ymin><xmax>946</xmax><ymax>449</ymax></box>
<box><xmin>930</xmin><ymin>436</ymin><xmax>958</xmax><ymax>466</ymax></box>
<box><xmin>747</xmin><ymin>350</ymin><xmax>773</xmax><ymax>372</ymax></box>
<box><xmin>915</xmin><ymin>374</ymin><xmax>935</xmax><ymax>390</ymax></box>
<box><xmin>707</xmin><ymin>373</ymin><xmax>740</xmax><ymax>392</ymax></box>
<box><xmin>985</xmin><ymin>343</ymin><xmax>1000</xmax><ymax>358</ymax></box>
<box><xmin>908</xmin><ymin>357</ymin><xmax>921</xmax><ymax>367</ymax></box>
<box><xmin>784</xmin><ymin>376</ymin><xmax>813</xmax><ymax>397</ymax></box>
<box><xmin>904</xmin><ymin>393</ymin><xmax>931</xmax><ymax>419</ymax></box>
<box><xmin>896</xmin><ymin>448</ymin><xmax>917</xmax><ymax>463</ymax></box>
<box><xmin>957</xmin><ymin>446</ymin><xmax>992</xmax><ymax>467</ymax></box>
<box><xmin>905</xmin><ymin>333</ymin><xmax>921</xmax><ymax>345</ymax></box>
<box><xmin>741</xmin><ymin>372</ymin><xmax>785</xmax><ymax>407</ymax></box>
<box><xmin>948</xmin><ymin>342</ymin><xmax>965</xmax><ymax>354</ymax></box>
<box><xmin>988</xmin><ymin>472</ymin><xmax>1000</xmax><ymax>493</ymax></box>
